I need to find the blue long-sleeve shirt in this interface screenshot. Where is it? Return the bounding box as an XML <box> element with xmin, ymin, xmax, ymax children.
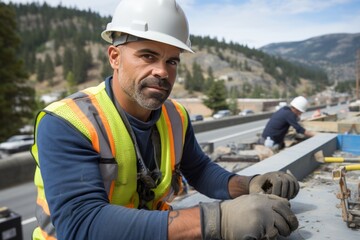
<box><xmin>261</xmin><ymin>106</ymin><xmax>305</xmax><ymax>144</ymax></box>
<box><xmin>36</xmin><ymin>77</ymin><xmax>234</xmax><ymax>240</ymax></box>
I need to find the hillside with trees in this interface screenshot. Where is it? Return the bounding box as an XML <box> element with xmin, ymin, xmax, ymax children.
<box><xmin>8</xmin><ymin>2</ymin><xmax>329</xmax><ymax>97</ymax></box>
<box><xmin>1</xmin><ymin>2</ymin><xmax>332</xmax><ymax>139</ymax></box>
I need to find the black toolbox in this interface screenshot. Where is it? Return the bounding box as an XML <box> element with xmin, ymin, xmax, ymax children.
<box><xmin>0</xmin><ymin>207</ymin><xmax>22</xmax><ymax>240</ymax></box>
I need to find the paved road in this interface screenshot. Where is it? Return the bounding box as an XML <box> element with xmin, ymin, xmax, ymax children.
<box><xmin>0</xmin><ymin>182</ymin><xmax>37</xmax><ymax>240</ymax></box>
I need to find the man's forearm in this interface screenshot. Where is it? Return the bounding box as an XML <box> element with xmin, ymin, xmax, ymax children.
<box><xmin>304</xmin><ymin>130</ymin><xmax>316</xmax><ymax>137</ymax></box>
<box><xmin>168</xmin><ymin>207</ymin><xmax>202</xmax><ymax>240</ymax></box>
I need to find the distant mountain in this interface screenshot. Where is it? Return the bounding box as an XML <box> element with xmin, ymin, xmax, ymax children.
<box><xmin>260</xmin><ymin>33</ymin><xmax>360</xmax><ymax>83</ymax></box>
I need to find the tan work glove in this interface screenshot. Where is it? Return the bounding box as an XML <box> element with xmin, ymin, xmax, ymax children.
<box><xmin>249</xmin><ymin>171</ymin><xmax>300</xmax><ymax>199</ymax></box>
<box><xmin>199</xmin><ymin>194</ymin><xmax>298</xmax><ymax>240</ymax></box>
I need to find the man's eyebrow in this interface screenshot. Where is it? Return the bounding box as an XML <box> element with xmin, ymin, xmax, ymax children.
<box><xmin>170</xmin><ymin>56</ymin><xmax>181</xmax><ymax>63</ymax></box>
<box><xmin>137</xmin><ymin>48</ymin><xmax>181</xmax><ymax>62</ymax></box>
<box><xmin>137</xmin><ymin>48</ymin><xmax>159</xmax><ymax>56</ymax></box>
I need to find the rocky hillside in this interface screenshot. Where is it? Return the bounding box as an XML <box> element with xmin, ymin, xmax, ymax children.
<box><xmin>260</xmin><ymin>33</ymin><xmax>360</xmax><ymax>83</ymax></box>
<box><xmin>9</xmin><ymin>2</ymin><xmax>329</xmax><ymax>100</ymax></box>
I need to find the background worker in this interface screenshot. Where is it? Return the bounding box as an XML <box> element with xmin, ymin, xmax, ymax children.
<box><xmin>32</xmin><ymin>0</ymin><xmax>299</xmax><ymax>239</ymax></box>
<box><xmin>261</xmin><ymin>96</ymin><xmax>316</xmax><ymax>149</ymax></box>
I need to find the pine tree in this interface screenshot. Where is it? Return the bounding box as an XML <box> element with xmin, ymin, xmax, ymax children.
<box><xmin>191</xmin><ymin>62</ymin><xmax>205</xmax><ymax>91</ymax></box>
<box><xmin>72</xmin><ymin>47</ymin><xmax>91</xmax><ymax>84</ymax></box>
<box><xmin>184</xmin><ymin>68</ymin><xmax>193</xmax><ymax>92</ymax></box>
<box><xmin>66</xmin><ymin>71</ymin><xmax>76</xmax><ymax>95</ymax></box>
<box><xmin>36</xmin><ymin>59</ymin><xmax>45</xmax><ymax>82</ymax></box>
<box><xmin>228</xmin><ymin>86</ymin><xmax>239</xmax><ymax>114</ymax></box>
<box><xmin>63</xmin><ymin>46</ymin><xmax>73</xmax><ymax>78</ymax></box>
<box><xmin>203</xmin><ymin>80</ymin><xmax>228</xmax><ymax>113</ymax></box>
<box><xmin>44</xmin><ymin>54</ymin><xmax>55</xmax><ymax>85</ymax></box>
<box><xmin>55</xmin><ymin>52</ymin><xmax>62</xmax><ymax>66</ymax></box>
<box><xmin>205</xmin><ymin>66</ymin><xmax>215</xmax><ymax>90</ymax></box>
<box><xmin>0</xmin><ymin>3</ymin><xmax>36</xmax><ymax>141</ymax></box>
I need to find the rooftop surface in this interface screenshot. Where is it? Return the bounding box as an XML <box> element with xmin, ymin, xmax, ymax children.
<box><xmin>173</xmin><ymin>133</ymin><xmax>360</xmax><ymax>239</ymax></box>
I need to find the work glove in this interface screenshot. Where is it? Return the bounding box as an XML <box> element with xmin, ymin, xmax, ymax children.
<box><xmin>199</xmin><ymin>194</ymin><xmax>298</xmax><ymax>240</ymax></box>
<box><xmin>249</xmin><ymin>171</ymin><xmax>299</xmax><ymax>199</ymax></box>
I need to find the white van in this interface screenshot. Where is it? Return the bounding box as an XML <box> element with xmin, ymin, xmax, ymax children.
<box><xmin>212</xmin><ymin>110</ymin><xmax>231</xmax><ymax>119</ymax></box>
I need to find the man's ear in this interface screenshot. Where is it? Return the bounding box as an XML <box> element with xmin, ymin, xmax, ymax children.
<box><xmin>108</xmin><ymin>45</ymin><xmax>120</xmax><ymax>69</ymax></box>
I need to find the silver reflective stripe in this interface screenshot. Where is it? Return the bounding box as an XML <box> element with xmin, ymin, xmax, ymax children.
<box><xmin>35</xmin><ymin>203</ymin><xmax>56</xmax><ymax>238</ymax></box>
<box><xmin>74</xmin><ymin>98</ymin><xmax>113</xmax><ymax>160</ymax></box>
<box><xmin>71</xmin><ymin>93</ymin><xmax>118</xmax><ymax>196</ymax></box>
<box><xmin>164</xmin><ymin>100</ymin><xmax>184</xmax><ymax>165</ymax></box>
<box><xmin>99</xmin><ymin>162</ymin><xmax>118</xmax><ymax>195</ymax></box>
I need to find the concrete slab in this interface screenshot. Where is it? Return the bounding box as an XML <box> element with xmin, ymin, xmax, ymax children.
<box><xmin>172</xmin><ymin>133</ymin><xmax>360</xmax><ymax>239</ymax></box>
<box><xmin>280</xmin><ymin>165</ymin><xmax>360</xmax><ymax>239</ymax></box>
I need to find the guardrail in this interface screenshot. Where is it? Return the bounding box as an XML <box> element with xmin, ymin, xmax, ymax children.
<box><xmin>0</xmin><ymin>152</ymin><xmax>35</xmax><ymax>190</ymax></box>
<box><xmin>192</xmin><ymin>112</ymin><xmax>273</xmax><ymax>133</ymax></box>
<box><xmin>191</xmin><ymin>102</ymin><xmax>339</xmax><ymax>133</ymax></box>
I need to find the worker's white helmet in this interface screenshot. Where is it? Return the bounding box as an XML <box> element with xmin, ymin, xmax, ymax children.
<box><xmin>101</xmin><ymin>0</ymin><xmax>193</xmax><ymax>53</ymax></box>
<box><xmin>290</xmin><ymin>96</ymin><xmax>308</xmax><ymax>113</ymax></box>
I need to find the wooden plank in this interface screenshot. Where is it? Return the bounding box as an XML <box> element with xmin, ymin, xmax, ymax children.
<box><xmin>302</xmin><ymin>121</ymin><xmax>338</xmax><ymax>132</ymax></box>
<box><xmin>338</xmin><ymin>123</ymin><xmax>360</xmax><ymax>134</ymax></box>
<box><xmin>308</xmin><ymin>114</ymin><xmax>337</xmax><ymax>122</ymax></box>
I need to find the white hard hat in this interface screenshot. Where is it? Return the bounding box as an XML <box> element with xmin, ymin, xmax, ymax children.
<box><xmin>101</xmin><ymin>0</ymin><xmax>193</xmax><ymax>53</ymax></box>
<box><xmin>290</xmin><ymin>96</ymin><xmax>308</xmax><ymax>113</ymax></box>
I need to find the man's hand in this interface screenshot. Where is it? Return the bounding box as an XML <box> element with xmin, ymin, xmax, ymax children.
<box><xmin>199</xmin><ymin>194</ymin><xmax>298</xmax><ymax>240</ymax></box>
<box><xmin>249</xmin><ymin>171</ymin><xmax>299</xmax><ymax>199</ymax></box>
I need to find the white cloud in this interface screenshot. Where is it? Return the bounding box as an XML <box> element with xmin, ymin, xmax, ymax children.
<box><xmin>245</xmin><ymin>0</ymin><xmax>353</xmax><ymax>14</ymax></box>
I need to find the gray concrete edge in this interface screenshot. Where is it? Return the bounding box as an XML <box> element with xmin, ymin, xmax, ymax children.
<box><xmin>0</xmin><ymin>151</ymin><xmax>35</xmax><ymax>190</ymax></box>
<box><xmin>172</xmin><ymin>133</ymin><xmax>338</xmax><ymax>208</ymax></box>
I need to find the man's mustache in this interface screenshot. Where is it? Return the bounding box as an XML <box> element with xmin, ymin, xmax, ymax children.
<box><xmin>140</xmin><ymin>77</ymin><xmax>171</xmax><ymax>92</ymax></box>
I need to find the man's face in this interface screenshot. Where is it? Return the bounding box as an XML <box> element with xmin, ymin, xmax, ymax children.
<box><xmin>293</xmin><ymin>108</ymin><xmax>303</xmax><ymax>119</ymax></box>
<box><xmin>113</xmin><ymin>40</ymin><xmax>181</xmax><ymax>110</ymax></box>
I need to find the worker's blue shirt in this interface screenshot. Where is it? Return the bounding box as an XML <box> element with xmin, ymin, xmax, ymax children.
<box><xmin>261</xmin><ymin>106</ymin><xmax>305</xmax><ymax>144</ymax></box>
<box><xmin>37</xmin><ymin>77</ymin><xmax>234</xmax><ymax>240</ymax></box>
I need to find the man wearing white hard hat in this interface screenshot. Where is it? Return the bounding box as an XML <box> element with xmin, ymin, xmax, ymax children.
<box><xmin>31</xmin><ymin>0</ymin><xmax>299</xmax><ymax>239</ymax></box>
<box><xmin>261</xmin><ymin>96</ymin><xmax>316</xmax><ymax>149</ymax></box>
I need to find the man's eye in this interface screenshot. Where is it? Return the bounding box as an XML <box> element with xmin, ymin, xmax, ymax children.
<box><xmin>142</xmin><ymin>54</ymin><xmax>154</xmax><ymax>60</ymax></box>
<box><xmin>168</xmin><ymin>60</ymin><xmax>179</xmax><ymax>66</ymax></box>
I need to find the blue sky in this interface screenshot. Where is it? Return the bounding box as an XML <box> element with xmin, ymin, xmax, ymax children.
<box><xmin>3</xmin><ymin>0</ymin><xmax>360</xmax><ymax>48</ymax></box>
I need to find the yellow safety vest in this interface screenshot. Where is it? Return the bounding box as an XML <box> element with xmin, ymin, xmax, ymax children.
<box><xmin>31</xmin><ymin>81</ymin><xmax>188</xmax><ymax>240</ymax></box>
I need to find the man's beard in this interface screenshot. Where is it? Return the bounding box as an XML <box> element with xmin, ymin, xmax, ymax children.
<box><xmin>130</xmin><ymin>77</ymin><xmax>172</xmax><ymax>110</ymax></box>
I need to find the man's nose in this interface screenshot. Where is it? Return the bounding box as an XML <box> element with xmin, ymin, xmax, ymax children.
<box><xmin>153</xmin><ymin>62</ymin><xmax>169</xmax><ymax>79</ymax></box>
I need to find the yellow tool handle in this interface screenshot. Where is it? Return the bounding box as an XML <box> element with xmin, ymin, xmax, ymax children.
<box><xmin>324</xmin><ymin>157</ymin><xmax>360</xmax><ymax>163</ymax></box>
<box><xmin>324</xmin><ymin>157</ymin><xmax>345</xmax><ymax>162</ymax></box>
<box><xmin>344</xmin><ymin>164</ymin><xmax>360</xmax><ymax>171</ymax></box>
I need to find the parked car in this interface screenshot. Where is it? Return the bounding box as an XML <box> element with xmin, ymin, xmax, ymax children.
<box><xmin>0</xmin><ymin>135</ymin><xmax>34</xmax><ymax>158</ymax></box>
<box><xmin>190</xmin><ymin>114</ymin><xmax>204</xmax><ymax>122</ymax></box>
<box><xmin>239</xmin><ymin>109</ymin><xmax>254</xmax><ymax>116</ymax></box>
<box><xmin>212</xmin><ymin>110</ymin><xmax>232</xmax><ymax>119</ymax></box>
